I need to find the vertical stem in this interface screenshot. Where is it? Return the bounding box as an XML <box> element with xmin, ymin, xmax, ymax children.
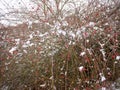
<box><xmin>51</xmin><ymin>56</ymin><xmax>54</xmax><ymax>90</ymax></box>
<box><xmin>65</xmin><ymin>59</ymin><xmax>68</xmax><ymax>90</ymax></box>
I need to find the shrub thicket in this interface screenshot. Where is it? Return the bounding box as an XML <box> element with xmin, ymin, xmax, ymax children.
<box><xmin>0</xmin><ymin>0</ymin><xmax>120</xmax><ymax>90</ymax></box>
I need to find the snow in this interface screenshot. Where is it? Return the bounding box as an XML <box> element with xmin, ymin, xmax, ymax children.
<box><xmin>57</xmin><ymin>29</ymin><xmax>66</xmax><ymax>36</ymax></box>
<box><xmin>40</xmin><ymin>83</ymin><xmax>46</xmax><ymax>87</ymax></box>
<box><xmin>80</xmin><ymin>52</ymin><xmax>86</xmax><ymax>56</ymax></box>
<box><xmin>100</xmin><ymin>49</ymin><xmax>106</xmax><ymax>61</ymax></box>
<box><xmin>116</xmin><ymin>56</ymin><xmax>120</xmax><ymax>60</ymax></box>
<box><xmin>68</xmin><ymin>41</ymin><xmax>72</xmax><ymax>45</ymax></box>
<box><xmin>22</xmin><ymin>44</ymin><xmax>29</xmax><ymax>48</ymax></box>
<box><xmin>99</xmin><ymin>73</ymin><xmax>106</xmax><ymax>82</ymax></box>
<box><xmin>101</xmin><ymin>87</ymin><xmax>106</xmax><ymax>90</ymax></box>
<box><xmin>86</xmin><ymin>39</ymin><xmax>89</xmax><ymax>43</ymax></box>
<box><xmin>88</xmin><ymin>22</ymin><xmax>95</xmax><ymax>27</ymax></box>
<box><xmin>27</xmin><ymin>20</ymin><xmax>33</xmax><ymax>29</ymax></box>
<box><xmin>101</xmin><ymin>76</ymin><xmax>106</xmax><ymax>82</ymax></box>
<box><xmin>34</xmin><ymin>20</ymin><xmax>39</xmax><ymax>23</ymax></box>
<box><xmin>9</xmin><ymin>46</ymin><xmax>17</xmax><ymax>54</ymax></box>
<box><xmin>29</xmin><ymin>43</ymin><xmax>34</xmax><ymax>46</ymax></box>
<box><xmin>49</xmin><ymin>76</ymin><xmax>53</xmax><ymax>79</ymax></box>
<box><xmin>15</xmin><ymin>39</ymin><xmax>20</xmax><ymax>45</ymax></box>
<box><xmin>54</xmin><ymin>21</ymin><xmax>61</xmax><ymax>30</ymax></box>
<box><xmin>99</xmin><ymin>42</ymin><xmax>105</xmax><ymax>47</ymax></box>
<box><xmin>104</xmin><ymin>23</ymin><xmax>109</xmax><ymax>25</ymax></box>
<box><xmin>76</xmin><ymin>30</ymin><xmax>81</xmax><ymax>35</ymax></box>
<box><xmin>93</xmin><ymin>26</ymin><xmax>99</xmax><ymax>30</ymax></box>
<box><xmin>115</xmin><ymin>61</ymin><xmax>118</xmax><ymax>64</ymax></box>
<box><xmin>62</xmin><ymin>21</ymin><xmax>68</xmax><ymax>26</ymax></box>
<box><xmin>26</xmin><ymin>40</ymin><xmax>30</xmax><ymax>44</ymax></box>
<box><xmin>29</xmin><ymin>34</ymin><xmax>33</xmax><ymax>39</ymax></box>
<box><xmin>81</xmin><ymin>26</ymin><xmax>86</xmax><ymax>31</ymax></box>
<box><xmin>15</xmin><ymin>61</ymin><xmax>19</xmax><ymax>64</ymax></box>
<box><xmin>22</xmin><ymin>41</ymin><xmax>34</xmax><ymax>48</ymax></box>
<box><xmin>78</xmin><ymin>66</ymin><xmax>84</xmax><ymax>72</ymax></box>
<box><xmin>39</xmin><ymin>32</ymin><xmax>49</xmax><ymax>37</ymax></box>
<box><xmin>65</xmin><ymin>71</ymin><xmax>67</xmax><ymax>76</ymax></box>
<box><xmin>69</xmin><ymin>31</ymin><xmax>75</xmax><ymax>38</ymax></box>
<box><xmin>5</xmin><ymin>62</ymin><xmax>10</xmax><ymax>66</ymax></box>
<box><xmin>23</xmin><ymin>50</ymin><xmax>27</xmax><ymax>53</ymax></box>
<box><xmin>107</xmin><ymin>34</ymin><xmax>110</xmax><ymax>37</ymax></box>
<box><xmin>87</xmin><ymin>48</ymin><xmax>92</xmax><ymax>55</ymax></box>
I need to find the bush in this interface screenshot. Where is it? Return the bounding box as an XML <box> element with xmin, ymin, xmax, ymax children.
<box><xmin>0</xmin><ymin>0</ymin><xmax>120</xmax><ymax>90</ymax></box>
